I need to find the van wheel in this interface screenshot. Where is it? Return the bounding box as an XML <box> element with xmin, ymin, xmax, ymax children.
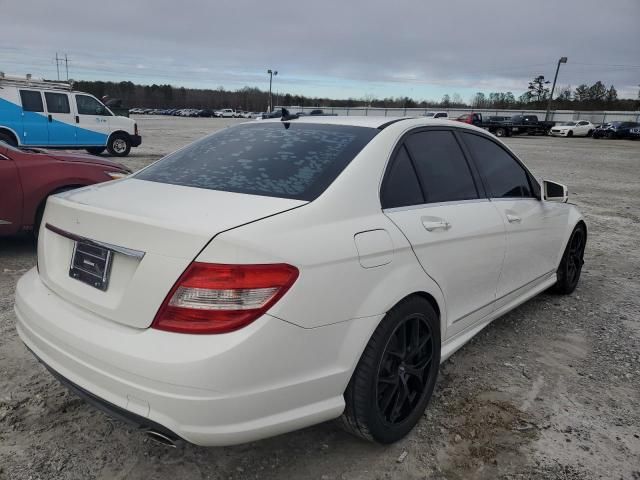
<box><xmin>0</xmin><ymin>132</ymin><xmax>18</xmax><ymax>147</ymax></box>
<box><xmin>86</xmin><ymin>147</ymin><xmax>106</xmax><ymax>155</ymax></box>
<box><xmin>107</xmin><ymin>134</ymin><xmax>131</xmax><ymax>157</ymax></box>
<box><xmin>341</xmin><ymin>297</ymin><xmax>440</xmax><ymax>444</ymax></box>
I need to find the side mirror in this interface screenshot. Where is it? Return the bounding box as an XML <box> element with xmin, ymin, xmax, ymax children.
<box><xmin>543</xmin><ymin>180</ymin><xmax>568</xmax><ymax>203</ymax></box>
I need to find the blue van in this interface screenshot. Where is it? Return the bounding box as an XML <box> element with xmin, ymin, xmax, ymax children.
<box><xmin>0</xmin><ymin>74</ymin><xmax>141</xmax><ymax>157</ymax></box>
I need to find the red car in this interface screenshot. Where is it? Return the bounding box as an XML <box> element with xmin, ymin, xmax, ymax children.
<box><xmin>0</xmin><ymin>141</ymin><xmax>131</xmax><ymax>237</ymax></box>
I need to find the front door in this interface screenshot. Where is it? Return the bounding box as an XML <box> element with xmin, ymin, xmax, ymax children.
<box><xmin>44</xmin><ymin>92</ymin><xmax>77</xmax><ymax>146</ymax></box>
<box><xmin>0</xmin><ymin>147</ymin><xmax>22</xmax><ymax>235</ymax></box>
<box><xmin>74</xmin><ymin>94</ymin><xmax>112</xmax><ymax>146</ymax></box>
<box><xmin>459</xmin><ymin>131</ymin><xmax>567</xmax><ymax>302</ymax></box>
<box><xmin>381</xmin><ymin>129</ymin><xmax>506</xmax><ymax>338</ymax></box>
<box><xmin>19</xmin><ymin>90</ymin><xmax>48</xmax><ymax>146</ymax></box>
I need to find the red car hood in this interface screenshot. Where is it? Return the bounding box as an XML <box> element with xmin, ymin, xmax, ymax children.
<box><xmin>37</xmin><ymin>149</ymin><xmax>130</xmax><ymax>172</ymax></box>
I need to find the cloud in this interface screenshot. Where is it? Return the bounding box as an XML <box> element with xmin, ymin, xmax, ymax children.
<box><xmin>1</xmin><ymin>0</ymin><xmax>639</xmax><ymax>99</ymax></box>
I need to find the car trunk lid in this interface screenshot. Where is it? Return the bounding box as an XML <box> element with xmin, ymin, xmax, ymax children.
<box><xmin>38</xmin><ymin>178</ymin><xmax>305</xmax><ymax>329</ymax></box>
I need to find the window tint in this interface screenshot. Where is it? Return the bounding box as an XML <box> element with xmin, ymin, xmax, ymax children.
<box><xmin>461</xmin><ymin>133</ymin><xmax>533</xmax><ymax>198</ymax></box>
<box><xmin>19</xmin><ymin>90</ymin><xmax>44</xmax><ymax>112</ymax></box>
<box><xmin>136</xmin><ymin>123</ymin><xmax>378</xmax><ymax>201</ymax></box>
<box><xmin>405</xmin><ymin>130</ymin><xmax>478</xmax><ymax>203</ymax></box>
<box><xmin>381</xmin><ymin>146</ymin><xmax>424</xmax><ymax>208</ymax></box>
<box><xmin>76</xmin><ymin>95</ymin><xmax>110</xmax><ymax>115</ymax></box>
<box><xmin>45</xmin><ymin>92</ymin><xmax>70</xmax><ymax>114</ymax></box>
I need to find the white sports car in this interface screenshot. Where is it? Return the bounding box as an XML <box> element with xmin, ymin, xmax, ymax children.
<box><xmin>15</xmin><ymin>116</ymin><xmax>586</xmax><ymax>447</ymax></box>
<box><xmin>550</xmin><ymin>120</ymin><xmax>595</xmax><ymax>137</ymax></box>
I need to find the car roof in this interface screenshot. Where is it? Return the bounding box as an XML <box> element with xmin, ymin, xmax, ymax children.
<box><xmin>251</xmin><ymin>115</ymin><xmax>489</xmax><ymax>133</ymax></box>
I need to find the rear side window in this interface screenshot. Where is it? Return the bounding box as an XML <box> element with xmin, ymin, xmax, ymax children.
<box><xmin>136</xmin><ymin>123</ymin><xmax>378</xmax><ymax>201</ymax></box>
<box><xmin>19</xmin><ymin>90</ymin><xmax>44</xmax><ymax>112</ymax></box>
<box><xmin>405</xmin><ymin>130</ymin><xmax>478</xmax><ymax>203</ymax></box>
<box><xmin>45</xmin><ymin>92</ymin><xmax>70</xmax><ymax>114</ymax></box>
<box><xmin>461</xmin><ymin>133</ymin><xmax>534</xmax><ymax>198</ymax></box>
<box><xmin>381</xmin><ymin>146</ymin><xmax>424</xmax><ymax>209</ymax></box>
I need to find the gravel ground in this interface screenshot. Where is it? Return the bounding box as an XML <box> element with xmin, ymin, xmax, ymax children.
<box><xmin>1</xmin><ymin>116</ymin><xmax>639</xmax><ymax>480</ymax></box>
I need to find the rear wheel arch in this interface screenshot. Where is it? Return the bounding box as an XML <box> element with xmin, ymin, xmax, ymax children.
<box><xmin>0</xmin><ymin>128</ymin><xmax>19</xmax><ymax>147</ymax></box>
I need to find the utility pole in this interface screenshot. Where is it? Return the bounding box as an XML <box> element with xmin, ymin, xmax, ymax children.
<box><xmin>55</xmin><ymin>53</ymin><xmax>60</xmax><ymax>80</ymax></box>
<box><xmin>64</xmin><ymin>54</ymin><xmax>69</xmax><ymax>81</ymax></box>
<box><xmin>267</xmin><ymin>69</ymin><xmax>277</xmax><ymax>112</ymax></box>
<box><xmin>545</xmin><ymin>56</ymin><xmax>568</xmax><ymax>121</ymax></box>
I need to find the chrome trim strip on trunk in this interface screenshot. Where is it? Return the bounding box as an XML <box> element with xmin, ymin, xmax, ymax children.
<box><xmin>45</xmin><ymin>223</ymin><xmax>146</xmax><ymax>259</ymax></box>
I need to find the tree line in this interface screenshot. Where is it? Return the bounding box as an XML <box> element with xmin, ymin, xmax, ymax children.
<box><xmin>73</xmin><ymin>77</ymin><xmax>640</xmax><ymax>112</ymax></box>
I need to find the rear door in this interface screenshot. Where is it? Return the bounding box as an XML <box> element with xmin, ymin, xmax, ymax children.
<box><xmin>74</xmin><ymin>94</ymin><xmax>112</xmax><ymax>146</ymax></box>
<box><xmin>0</xmin><ymin>147</ymin><xmax>22</xmax><ymax>235</ymax></box>
<box><xmin>459</xmin><ymin>131</ymin><xmax>568</xmax><ymax>304</ymax></box>
<box><xmin>382</xmin><ymin>128</ymin><xmax>506</xmax><ymax>338</ymax></box>
<box><xmin>19</xmin><ymin>90</ymin><xmax>48</xmax><ymax>146</ymax></box>
<box><xmin>44</xmin><ymin>92</ymin><xmax>77</xmax><ymax>146</ymax></box>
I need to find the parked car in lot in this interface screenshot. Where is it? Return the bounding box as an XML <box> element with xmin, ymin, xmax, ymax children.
<box><xmin>549</xmin><ymin>120</ymin><xmax>595</xmax><ymax>137</ymax></box>
<box><xmin>15</xmin><ymin>116</ymin><xmax>586</xmax><ymax>447</ymax></box>
<box><xmin>0</xmin><ymin>75</ymin><xmax>141</xmax><ymax>157</ymax></box>
<box><xmin>0</xmin><ymin>141</ymin><xmax>130</xmax><ymax>237</ymax></box>
<box><xmin>456</xmin><ymin>113</ymin><xmax>554</xmax><ymax>137</ymax></box>
<box><xmin>592</xmin><ymin>121</ymin><xmax>640</xmax><ymax>139</ymax></box>
<box><xmin>424</xmin><ymin>111</ymin><xmax>448</xmax><ymax>119</ymax></box>
<box><xmin>215</xmin><ymin>109</ymin><xmax>236</xmax><ymax>118</ymax></box>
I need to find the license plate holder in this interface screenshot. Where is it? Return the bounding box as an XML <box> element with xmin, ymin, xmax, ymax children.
<box><xmin>69</xmin><ymin>241</ymin><xmax>113</xmax><ymax>291</ymax></box>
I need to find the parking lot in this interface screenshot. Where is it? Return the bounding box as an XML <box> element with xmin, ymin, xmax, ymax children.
<box><xmin>1</xmin><ymin>116</ymin><xmax>639</xmax><ymax>480</ymax></box>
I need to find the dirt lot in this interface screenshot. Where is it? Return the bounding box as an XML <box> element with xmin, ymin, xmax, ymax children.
<box><xmin>1</xmin><ymin>116</ymin><xmax>639</xmax><ymax>480</ymax></box>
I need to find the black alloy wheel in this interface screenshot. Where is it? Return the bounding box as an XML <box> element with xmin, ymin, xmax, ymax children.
<box><xmin>552</xmin><ymin>224</ymin><xmax>586</xmax><ymax>294</ymax></box>
<box><xmin>376</xmin><ymin>314</ymin><xmax>434</xmax><ymax>424</ymax></box>
<box><xmin>341</xmin><ymin>297</ymin><xmax>440</xmax><ymax>444</ymax></box>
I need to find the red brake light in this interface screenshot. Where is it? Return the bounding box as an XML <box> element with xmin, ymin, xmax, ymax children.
<box><xmin>152</xmin><ymin>263</ymin><xmax>299</xmax><ymax>334</ymax></box>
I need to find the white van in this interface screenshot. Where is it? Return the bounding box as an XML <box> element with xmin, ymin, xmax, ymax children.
<box><xmin>0</xmin><ymin>74</ymin><xmax>141</xmax><ymax>157</ymax></box>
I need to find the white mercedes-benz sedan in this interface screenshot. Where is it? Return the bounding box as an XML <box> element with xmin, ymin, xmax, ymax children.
<box><xmin>15</xmin><ymin>115</ymin><xmax>586</xmax><ymax>447</ymax></box>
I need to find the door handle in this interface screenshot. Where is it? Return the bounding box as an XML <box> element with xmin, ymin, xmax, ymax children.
<box><xmin>506</xmin><ymin>213</ymin><xmax>522</xmax><ymax>223</ymax></box>
<box><xmin>422</xmin><ymin>219</ymin><xmax>451</xmax><ymax>232</ymax></box>
<box><xmin>47</xmin><ymin>114</ymin><xmax>52</xmax><ymax>122</ymax></box>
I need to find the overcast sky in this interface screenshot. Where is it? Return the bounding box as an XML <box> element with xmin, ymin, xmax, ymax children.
<box><xmin>2</xmin><ymin>0</ymin><xmax>639</xmax><ymax>101</ymax></box>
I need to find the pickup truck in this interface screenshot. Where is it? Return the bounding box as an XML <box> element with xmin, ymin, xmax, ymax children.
<box><xmin>455</xmin><ymin>113</ymin><xmax>555</xmax><ymax>137</ymax></box>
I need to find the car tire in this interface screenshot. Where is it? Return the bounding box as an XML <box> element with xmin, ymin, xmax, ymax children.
<box><xmin>587</xmin><ymin>130</ymin><xmax>593</xmax><ymax>137</ymax></box>
<box><xmin>107</xmin><ymin>133</ymin><xmax>131</xmax><ymax>157</ymax></box>
<box><xmin>495</xmin><ymin>127</ymin><xmax>506</xmax><ymax>137</ymax></box>
<box><xmin>0</xmin><ymin>131</ymin><xmax>18</xmax><ymax>147</ymax></box>
<box><xmin>86</xmin><ymin>147</ymin><xmax>106</xmax><ymax>155</ymax></box>
<box><xmin>551</xmin><ymin>223</ymin><xmax>586</xmax><ymax>295</ymax></box>
<box><xmin>606</xmin><ymin>132</ymin><xmax>615</xmax><ymax>139</ymax></box>
<box><xmin>567</xmin><ymin>131</ymin><xmax>573</xmax><ymax>137</ymax></box>
<box><xmin>340</xmin><ymin>296</ymin><xmax>440</xmax><ymax>444</ymax></box>
<box><xmin>33</xmin><ymin>187</ymin><xmax>77</xmax><ymax>240</ymax></box>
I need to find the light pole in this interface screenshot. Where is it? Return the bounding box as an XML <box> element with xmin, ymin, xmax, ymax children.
<box><xmin>545</xmin><ymin>56</ymin><xmax>568</xmax><ymax>121</ymax></box>
<box><xmin>267</xmin><ymin>69</ymin><xmax>278</xmax><ymax>112</ymax></box>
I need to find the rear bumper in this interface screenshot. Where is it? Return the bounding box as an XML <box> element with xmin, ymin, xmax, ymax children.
<box><xmin>15</xmin><ymin>268</ymin><xmax>379</xmax><ymax>446</ymax></box>
<box><xmin>130</xmin><ymin>134</ymin><xmax>142</xmax><ymax>147</ymax></box>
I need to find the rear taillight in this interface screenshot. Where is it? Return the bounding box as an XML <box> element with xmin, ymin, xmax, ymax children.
<box><xmin>152</xmin><ymin>263</ymin><xmax>299</xmax><ymax>334</ymax></box>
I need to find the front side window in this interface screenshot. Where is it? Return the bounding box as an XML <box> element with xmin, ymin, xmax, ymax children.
<box><xmin>76</xmin><ymin>95</ymin><xmax>111</xmax><ymax>116</ymax></box>
<box><xmin>461</xmin><ymin>132</ymin><xmax>534</xmax><ymax>198</ymax></box>
<box><xmin>45</xmin><ymin>92</ymin><xmax>70</xmax><ymax>114</ymax></box>
<box><xmin>19</xmin><ymin>90</ymin><xmax>44</xmax><ymax>112</ymax></box>
<box><xmin>405</xmin><ymin>130</ymin><xmax>478</xmax><ymax>203</ymax></box>
<box><xmin>136</xmin><ymin>123</ymin><xmax>378</xmax><ymax>201</ymax></box>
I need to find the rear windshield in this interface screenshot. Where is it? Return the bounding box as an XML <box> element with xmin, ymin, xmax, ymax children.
<box><xmin>136</xmin><ymin>122</ymin><xmax>378</xmax><ymax>201</ymax></box>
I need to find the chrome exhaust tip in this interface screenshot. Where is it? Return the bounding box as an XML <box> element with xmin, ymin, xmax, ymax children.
<box><xmin>145</xmin><ymin>429</ymin><xmax>178</xmax><ymax>448</ymax></box>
